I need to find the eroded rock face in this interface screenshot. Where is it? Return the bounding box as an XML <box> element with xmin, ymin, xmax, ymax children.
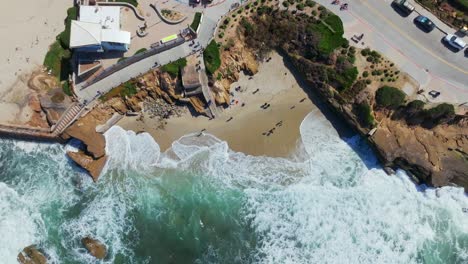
<box><xmin>65</xmin><ymin>124</ymin><xmax>106</xmax><ymax>158</ymax></box>
<box><xmin>370</xmin><ymin>118</ymin><xmax>468</xmax><ymax>191</ymax></box>
<box><xmin>81</xmin><ymin>237</ymin><xmax>107</xmax><ymax>259</ymax></box>
<box><xmin>67</xmin><ymin>151</ymin><xmax>107</xmax><ymax>182</ymax></box>
<box><xmin>17</xmin><ymin>245</ymin><xmax>47</xmax><ymax>264</ymax></box>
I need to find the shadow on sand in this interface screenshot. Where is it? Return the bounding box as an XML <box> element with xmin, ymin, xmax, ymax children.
<box><xmin>277</xmin><ymin>50</ymin><xmax>379</xmax><ymax>170</ymax></box>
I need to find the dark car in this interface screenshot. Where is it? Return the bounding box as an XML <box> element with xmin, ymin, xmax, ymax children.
<box><xmin>414</xmin><ymin>15</ymin><xmax>436</xmax><ymax>32</ymax></box>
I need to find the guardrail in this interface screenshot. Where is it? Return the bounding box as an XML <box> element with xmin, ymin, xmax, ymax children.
<box><xmin>150</xmin><ymin>3</ymin><xmax>187</xmax><ymax>25</ymax></box>
<box><xmin>80</xmin><ymin>36</ymin><xmax>185</xmax><ymax>89</ymax></box>
<box><xmin>99</xmin><ymin>1</ymin><xmax>145</xmax><ymax>21</ymax></box>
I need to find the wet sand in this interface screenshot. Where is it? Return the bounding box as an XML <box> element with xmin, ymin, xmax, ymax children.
<box><xmin>118</xmin><ymin>52</ymin><xmax>319</xmax><ymax>157</ymax></box>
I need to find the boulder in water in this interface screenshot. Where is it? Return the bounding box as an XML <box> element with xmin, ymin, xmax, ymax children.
<box><xmin>17</xmin><ymin>245</ymin><xmax>47</xmax><ymax>264</ymax></box>
<box><xmin>81</xmin><ymin>237</ymin><xmax>107</xmax><ymax>259</ymax></box>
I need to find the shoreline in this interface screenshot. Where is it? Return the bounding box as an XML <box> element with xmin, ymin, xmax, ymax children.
<box><xmin>118</xmin><ymin>52</ymin><xmax>319</xmax><ymax>157</ymax></box>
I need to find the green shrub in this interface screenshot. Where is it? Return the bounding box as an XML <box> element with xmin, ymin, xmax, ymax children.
<box><xmin>283</xmin><ymin>1</ymin><xmax>290</xmax><ymax>7</ymax></box>
<box><xmin>357</xmin><ymin>102</ymin><xmax>374</xmax><ymax>127</ymax></box>
<box><xmin>297</xmin><ymin>3</ymin><xmax>305</xmax><ymax>10</ymax></box>
<box><xmin>375</xmin><ymin>86</ymin><xmax>406</xmax><ymax>109</ymax></box>
<box><xmin>361</xmin><ymin>48</ymin><xmax>370</xmax><ymax>56</ymax></box>
<box><xmin>161</xmin><ymin>58</ymin><xmax>187</xmax><ymax>77</ymax></box>
<box><xmin>57</xmin><ymin>7</ymin><xmax>77</xmax><ymax>49</ymax></box>
<box><xmin>425</xmin><ymin>103</ymin><xmax>455</xmax><ymax>122</ymax></box>
<box><xmin>241</xmin><ymin>17</ymin><xmax>254</xmax><ymax>35</ymax></box>
<box><xmin>305</xmin><ymin>0</ymin><xmax>316</xmax><ymax>7</ymax></box>
<box><xmin>365</xmin><ymin>79</ymin><xmax>371</xmax><ymax>85</ymax></box>
<box><xmin>204</xmin><ymin>40</ymin><xmax>221</xmax><ymax>75</ymax></box>
<box><xmin>120</xmin><ymin>81</ymin><xmax>138</xmax><ymax>97</ymax></box>
<box><xmin>134</xmin><ymin>48</ymin><xmax>147</xmax><ymax>55</ymax></box>
<box><xmin>362</xmin><ymin>71</ymin><xmax>369</xmax><ymax>78</ymax></box>
<box><xmin>62</xmin><ymin>81</ymin><xmax>72</xmax><ymax>96</ymax></box>
<box><xmin>190</xmin><ymin>12</ymin><xmax>202</xmax><ymax>31</ymax></box>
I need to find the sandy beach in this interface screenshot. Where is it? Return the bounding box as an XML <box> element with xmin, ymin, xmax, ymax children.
<box><xmin>118</xmin><ymin>52</ymin><xmax>318</xmax><ymax>157</ymax></box>
<box><xmin>0</xmin><ymin>0</ymin><xmax>72</xmax><ymax>123</ymax></box>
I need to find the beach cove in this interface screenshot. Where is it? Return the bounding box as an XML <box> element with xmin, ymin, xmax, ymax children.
<box><xmin>118</xmin><ymin>52</ymin><xmax>326</xmax><ymax>157</ymax></box>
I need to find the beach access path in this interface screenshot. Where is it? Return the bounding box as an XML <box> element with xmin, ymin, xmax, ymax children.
<box><xmin>74</xmin><ymin>0</ymin><xmax>238</xmax><ymax>105</ymax></box>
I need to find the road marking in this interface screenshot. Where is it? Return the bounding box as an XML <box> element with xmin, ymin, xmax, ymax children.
<box><xmin>358</xmin><ymin>0</ymin><xmax>468</xmax><ymax>75</ymax></box>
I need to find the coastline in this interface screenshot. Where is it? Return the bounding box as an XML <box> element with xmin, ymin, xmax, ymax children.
<box><xmin>118</xmin><ymin>52</ymin><xmax>316</xmax><ymax>157</ymax></box>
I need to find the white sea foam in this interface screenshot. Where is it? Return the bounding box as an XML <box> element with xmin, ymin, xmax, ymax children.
<box><xmin>0</xmin><ymin>182</ymin><xmax>43</xmax><ymax>263</ymax></box>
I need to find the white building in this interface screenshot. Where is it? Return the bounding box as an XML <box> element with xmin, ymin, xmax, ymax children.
<box><xmin>70</xmin><ymin>5</ymin><xmax>131</xmax><ymax>52</ymax></box>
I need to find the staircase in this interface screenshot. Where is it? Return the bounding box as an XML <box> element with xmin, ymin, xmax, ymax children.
<box><xmin>52</xmin><ymin>104</ymin><xmax>84</xmax><ymax>136</ymax></box>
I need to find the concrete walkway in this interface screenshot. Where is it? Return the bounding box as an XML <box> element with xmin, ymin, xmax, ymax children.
<box><xmin>75</xmin><ymin>0</ymin><xmax>240</xmax><ymax>105</ymax></box>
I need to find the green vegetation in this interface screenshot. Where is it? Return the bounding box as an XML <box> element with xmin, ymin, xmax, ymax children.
<box><xmin>203</xmin><ymin>40</ymin><xmax>221</xmax><ymax>75</ymax></box>
<box><xmin>43</xmin><ymin>6</ymin><xmax>76</xmax><ymax>82</ymax></box>
<box><xmin>332</xmin><ymin>66</ymin><xmax>358</xmax><ymax>91</ymax></box>
<box><xmin>297</xmin><ymin>3</ymin><xmax>305</xmax><ymax>10</ymax></box>
<box><xmin>160</xmin><ymin>58</ymin><xmax>187</xmax><ymax>77</ymax></box>
<box><xmin>134</xmin><ymin>48</ymin><xmax>147</xmax><ymax>55</ymax></box>
<box><xmin>190</xmin><ymin>12</ymin><xmax>202</xmax><ymax>31</ymax></box>
<box><xmin>240</xmin><ymin>17</ymin><xmax>254</xmax><ymax>34</ymax></box>
<box><xmin>341</xmin><ymin>80</ymin><xmax>367</xmax><ymax>101</ymax></box>
<box><xmin>306</xmin><ymin>0</ymin><xmax>316</xmax><ymax>7</ymax></box>
<box><xmin>375</xmin><ymin>86</ymin><xmax>406</xmax><ymax>109</ymax></box>
<box><xmin>357</xmin><ymin>102</ymin><xmax>374</xmax><ymax>128</ymax></box>
<box><xmin>109</xmin><ymin>0</ymin><xmax>138</xmax><ymax>6</ymax></box>
<box><xmin>100</xmin><ymin>80</ymin><xmax>138</xmax><ymax>101</ymax></box>
<box><xmin>58</xmin><ymin>7</ymin><xmax>77</xmax><ymax>49</ymax></box>
<box><xmin>307</xmin><ymin>14</ymin><xmax>346</xmax><ymax>54</ymax></box>
<box><xmin>118</xmin><ymin>57</ymin><xmax>128</xmax><ymax>63</ymax></box>
<box><xmin>425</xmin><ymin>103</ymin><xmax>455</xmax><ymax>122</ymax></box>
<box><xmin>43</xmin><ymin>41</ymin><xmax>72</xmax><ymax>80</ymax></box>
<box><xmin>62</xmin><ymin>81</ymin><xmax>72</xmax><ymax>96</ymax></box>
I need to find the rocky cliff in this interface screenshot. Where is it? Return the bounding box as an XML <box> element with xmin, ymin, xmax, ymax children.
<box><xmin>232</xmin><ymin>6</ymin><xmax>468</xmax><ymax>191</ymax></box>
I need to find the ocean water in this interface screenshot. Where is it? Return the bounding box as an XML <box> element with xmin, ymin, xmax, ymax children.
<box><xmin>0</xmin><ymin>110</ymin><xmax>467</xmax><ymax>264</ymax></box>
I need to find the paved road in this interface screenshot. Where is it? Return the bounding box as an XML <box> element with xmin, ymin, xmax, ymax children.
<box><xmin>75</xmin><ymin>0</ymin><xmax>238</xmax><ymax>104</ymax></box>
<box><xmin>316</xmin><ymin>0</ymin><xmax>468</xmax><ymax>103</ymax></box>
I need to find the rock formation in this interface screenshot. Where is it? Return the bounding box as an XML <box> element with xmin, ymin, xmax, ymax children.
<box><xmin>81</xmin><ymin>237</ymin><xmax>107</xmax><ymax>259</ymax></box>
<box><xmin>67</xmin><ymin>151</ymin><xmax>108</xmax><ymax>181</ymax></box>
<box><xmin>17</xmin><ymin>245</ymin><xmax>47</xmax><ymax>264</ymax></box>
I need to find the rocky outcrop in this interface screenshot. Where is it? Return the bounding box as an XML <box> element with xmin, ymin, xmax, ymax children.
<box><xmin>213</xmin><ymin>40</ymin><xmax>259</xmax><ymax>105</ymax></box>
<box><xmin>68</xmin><ymin>151</ymin><xmax>108</xmax><ymax>181</ymax></box>
<box><xmin>370</xmin><ymin>118</ymin><xmax>468</xmax><ymax>189</ymax></box>
<box><xmin>81</xmin><ymin>237</ymin><xmax>107</xmax><ymax>259</ymax></box>
<box><xmin>62</xmin><ymin>105</ymin><xmax>114</xmax><ymax>181</ymax></box>
<box><xmin>17</xmin><ymin>245</ymin><xmax>47</xmax><ymax>264</ymax></box>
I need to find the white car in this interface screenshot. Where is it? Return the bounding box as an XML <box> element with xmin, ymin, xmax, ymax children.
<box><xmin>443</xmin><ymin>34</ymin><xmax>466</xmax><ymax>51</ymax></box>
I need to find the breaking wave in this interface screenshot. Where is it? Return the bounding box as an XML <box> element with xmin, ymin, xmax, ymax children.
<box><xmin>0</xmin><ymin>110</ymin><xmax>466</xmax><ymax>263</ymax></box>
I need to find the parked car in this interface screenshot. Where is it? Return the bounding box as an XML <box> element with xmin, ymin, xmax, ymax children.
<box><xmin>392</xmin><ymin>0</ymin><xmax>415</xmax><ymax>15</ymax></box>
<box><xmin>443</xmin><ymin>34</ymin><xmax>467</xmax><ymax>51</ymax></box>
<box><xmin>414</xmin><ymin>15</ymin><xmax>436</xmax><ymax>32</ymax></box>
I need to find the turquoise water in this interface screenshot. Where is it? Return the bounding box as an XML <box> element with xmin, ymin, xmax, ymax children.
<box><xmin>0</xmin><ymin>111</ymin><xmax>467</xmax><ymax>263</ymax></box>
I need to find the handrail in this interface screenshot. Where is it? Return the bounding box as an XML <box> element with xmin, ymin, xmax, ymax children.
<box><xmin>150</xmin><ymin>3</ymin><xmax>187</xmax><ymax>25</ymax></box>
<box><xmin>80</xmin><ymin>36</ymin><xmax>185</xmax><ymax>89</ymax></box>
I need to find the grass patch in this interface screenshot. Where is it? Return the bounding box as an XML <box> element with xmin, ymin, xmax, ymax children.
<box><xmin>43</xmin><ymin>41</ymin><xmax>72</xmax><ymax>81</ymax></box>
<box><xmin>203</xmin><ymin>40</ymin><xmax>221</xmax><ymax>75</ymax></box>
<box><xmin>307</xmin><ymin>14</ymin><xmax>346</xmax><ymax>54</ymax></box>
<box><xmin>161</xmin><ymin>58</ymin><xmax>187</xmax><ymax>77</ymax></box>
<box><xmin>118</xmin><ymin>57</ymin><xmax>128</xmax><ymax>63</ymax></box>
<box><xmin>134</xmin><ymin>48</ymin><xmax>147</xmax><ymax>55</ymax></box>
<box><xmin>190</xmin><ymin>12</ymin><xmax>202</xmax><ymax>31</ymax></box>
<box><xmin>375</xmin><ymin>86</ymin><xmax>406</xmax><ymax>109</ymax></box>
